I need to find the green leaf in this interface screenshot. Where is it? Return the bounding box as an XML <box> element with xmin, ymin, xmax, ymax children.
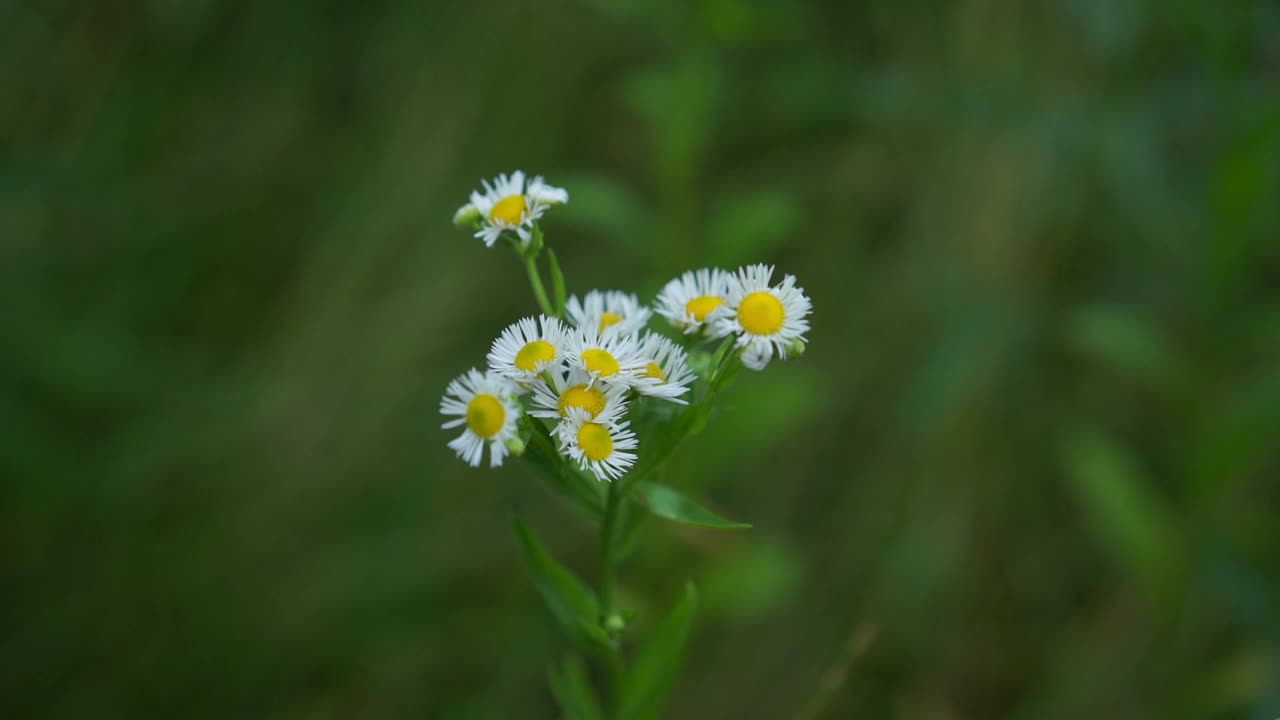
<box><xmin>632</xmin><ymin>482</ymin><xmax>750</xmax><ymax>530</ymax></box>
<box><xmin>709</xmin><ymin>352</ymin><xmax>742</xmax><ymax>394</ymax></box>
<box><xmin>528</xmin><ymin>223</ymin><xmax>545</xmax><ymax>256</ymax></box>
<box><xmin>686</xmin><ymin>336</ymin><xmax>736</xmax><ymax>383</ymax></box>
<box><xmin>626</xmin><ymin>402</ymin><xmax>707</xmax><ymax>489</ymax></box>
<box><xmin>523</xmin><ymin>419</ymin><xmax>605</xmax><ymax>517</ymax></box>
<box><xmin>620</xmin><ymin>582</ymin><xmax>699</xmax><ymax>720</ymax></box>
<box><xmin>614</xmin><ymin>498</ymin><xmax>648</xmax><ymax>562</ymax></box>
<box><xmin>708</xmin><ymin>335</ymin><xmax>736</xmax><ymax>379</ymax></box>
<box><xmin>547</xmin><ymin>248</ymin><xmax>568</xmax><ymax>318</ymax></box>
<box><xmin>1062</xmin><ymin>431</ymin><xmax>1184</xmax><ymax>600</ymax></box>
<box><xmin>512</xmin><ymin>517</ymin><xmax>600</xmax><ymax>639</ymax></box>
<box><xmin>548</xmin><ymin>655</ymin><xmax>604</xmax><ymax>720</ymax></box>
<box><xmin>684</xmin><ymin>347</ymin><xmax>717</xmax><ymax>381</ymax></box>
<box><xmin>1067</xmin><ymin>307</ymin><xmax>1183</xmax><ymax>397</ymax></box>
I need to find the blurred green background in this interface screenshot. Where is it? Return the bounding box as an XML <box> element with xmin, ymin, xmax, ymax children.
<box><xmin>4</xmin><ymin>0</ymin><xmax>1280</xmax><ymax>718</ymax></box>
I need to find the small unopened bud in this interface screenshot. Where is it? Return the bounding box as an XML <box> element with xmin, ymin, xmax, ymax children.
<box><xmin>604</xmin><ymin>612</ymin><xmax>626</xmax><ymax>634</ymax></box>
<box><xmin>786</xmin><ymin>338</ymin><xmax>807</xmax><ymax>358</ymax></box>
<box><xmin>452</xmin><ymin>203</ymin><xmax>480</xmax><ymax>228</ymax></box>
<box><xmin>505</xmin><ymin>436</ymin><xmax>527</xmax><ymax>456</ymax></box>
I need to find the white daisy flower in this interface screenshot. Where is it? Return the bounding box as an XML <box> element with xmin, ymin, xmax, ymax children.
<box><xmin>555</xmin><ymin>405</ymin><xmax>638</xmax><ymax>482</ymax></box>
<box><xmin>709</xmin><ymin>264</ymin><xmax>812</xmax><ymax>371</ymax></box>
<box><xmin>440</xmin><ymin>369</ymin><xmax>523</xmax><ymax>467</ymax></box>
<box><xmin>466</xmin><ymin>170</ymin><xmax>569</xmax><ymax>248</ymax></box>
<box><xmin>634</xmin><ymin>332</ymin><xmax>694</xmax><ymax>403</ymax></box>
<box><xmin>529</xmin><ymin>367</ymin><xmax>631</xmax><ymax>421</ymax></box>
<box><xmin>654</xmin><ymin>268</ymin><xmax>730</xmax><ymax>335</ymax></box>
<box><xmin>487</xmin><ymin>315</ymin><xmax>568</xmax><ymax>384</ymax></box>
<box><xmin>565</xmin><ymin>290</ymin><xmax>653</xmax><ymax>336</ymax></box>
<box><xmin>563</xmin><ymin>326</ymin><xmax>649</xmax><ymax>388</ymax></box>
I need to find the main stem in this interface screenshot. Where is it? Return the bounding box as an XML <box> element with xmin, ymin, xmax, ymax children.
<box><xmin>518</xmin><ymin>230</ymin><xmax>629</xmax><ymax>712</ymax></box>
<box><xmin>599</xmin><ymin>481</ymin><xmax>624</xmax><ymax>714</ymax></box>
<box><xmin>599</xmin><ymin>482</ymin><xmax>620</xmax><ymax>613</ymax></box>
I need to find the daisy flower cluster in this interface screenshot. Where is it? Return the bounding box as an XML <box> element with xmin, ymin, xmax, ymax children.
<box><xmin>442</xmin><ymin>171</ymin><xmax>813</xmax><ymax>482</ymax></box>
<box><xmin>440</xmin><ymin>303</ymin><xmax>690</xmax><ymax>480</ymax></box>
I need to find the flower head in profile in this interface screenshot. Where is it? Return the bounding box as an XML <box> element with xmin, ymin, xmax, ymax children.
<box><xmin>440</xmin><ymin>369</ymin><xmax>523</xmax><ymax>467</ymax></box>
<box><xmin>563</xmin><ymin>326</ymin><xmax>649</xmax><ymax>388</ymax></box>
<box><xmin>529</xmin><ymin>367</ymin><xmax>630</xmax><ymax>422</ymax></box>
<box><xmin>556</xmin><ymin>405</ymin><xmax>638</xmax><ymax>482</ymax></box>
<box><xmin>634</xmin><ymin>332</ymin><xmax>694</xmax><ymax>403</ymax></box>
<box><xmin>487</xmin><ymin>315</ymin><xmax>569</xmax><ymax>384</ymax></box>
<box><xmin>710</xmin><ymin>264</ymin><xmax>812</xmax><ymax>371</ymax></box>
<box><xmin>655</xmin><ymin>268</ymin><xmax>730</xmax><ymax>335</ymax></box>
<box><xmin>566</xmin><ymin>290</ymin><xmax>653</xmax><ymax>336</ymax></box>
<box><xmin>460</xmin><ymin>170</ymin><xmax>568</xmax><ymax>248</ymax></box>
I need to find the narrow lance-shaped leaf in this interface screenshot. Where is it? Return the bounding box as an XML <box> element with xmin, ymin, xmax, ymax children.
<box><xmin>627</xmin><ymin>401</ymin><xmax>710</xmax><ymax>487</ymax></box>
<box><xmin>547</xmin><ymin>248</ymin><xmax>568</xmax><ymax>318</ymax></box>
<box><xmin>1062</xmin><ymin>430</ymin><xmax>1184</xmax><ymax>601</ymax></box>
<box><xmin>548</xmin><ymin>655</ymin><xmax>604</xmax><ymax>720</ymax></box>
<box><xmin>633</xmin><ymin>482</ymin><xmax>751</xmax><ymax>530</ymax></box>
<box><xmin>707</xmin><ymin>334</ymin><xmax>737</xmax><ymax>381</ymax></box>
<box><xmin>528</xmin><ymin>223</ymin><xmax>546</xmax><ymax>255</ymax></box>
<box><xmin>614</xmin><ymin>497</ymin><xmax>648</xmax><ymax>562</ymax></box>
<box><xmin>523</xmin><ymin>418</ymin><xmax>605</xmax><ymax>517</ymax></box>
<box><xmin>1067</xmin><ymin>307</ymin><xmax>1183</xmax><ymax>397</ymax></box>
<box><xmin>620</xmin><ymin>582</ymin><xmax>699</xmax><ymax>720</ymax></box>
<box><xmin>512</xmin><ymin>517</ymin><xmax>600</xmax><ymax>637</ymax></box>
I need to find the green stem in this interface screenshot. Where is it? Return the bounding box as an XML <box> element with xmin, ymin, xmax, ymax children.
<box><xmin>710</xmin><ymin>350</ymin><xmax>741</xmax><ymax>393</ymax></box>
<box><xmin>524</xmin><ymin>253</ymin><xmax>556</xmax><ymax>317</ymax></box>
<box><xmin>599</xmin><ymin>480</ymin><xmax>624</xmax><ymax>715</ymax></box>
<box><xmin>599</xmin><ymin>482</ymin><xmax>621</xmax><ymax>614</ymax></box>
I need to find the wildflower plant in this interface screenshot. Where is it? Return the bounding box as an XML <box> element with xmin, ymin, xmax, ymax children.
<box><xmin>443</xmin><ymin>170</ymin><xmax>812</xmax><ymax>718</ymax></box>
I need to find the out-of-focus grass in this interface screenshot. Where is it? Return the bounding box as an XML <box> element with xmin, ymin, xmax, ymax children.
<box><xmin>3</xmin><ymin>1</ymin><xmax>1279</xmax><ymax>718</ymax></box>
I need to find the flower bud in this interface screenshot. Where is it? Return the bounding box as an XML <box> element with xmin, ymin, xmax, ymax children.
<box><xmin>604</xmin><ymin>612</ymin><xmax>626</xmax><ymax>634</ymax></box>
<box><xmin>504</xmin><ymin>435</ymin><xmax>526</xmax><ymax>457</ymax></box>
<box><xmin>452</xmin><ymin>203</ymin><xmax>480</xmax><ymax>228</ymax></box>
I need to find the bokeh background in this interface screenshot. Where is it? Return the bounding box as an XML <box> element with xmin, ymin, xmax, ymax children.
<box><xmin>4</xmin><ymin>0</ymin><xmax>1280</xmax><ymax>718</ymax></box>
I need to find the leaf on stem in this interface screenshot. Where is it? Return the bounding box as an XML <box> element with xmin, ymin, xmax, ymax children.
<box><xmin>614</xmin><ymin>498</ymin><xmax>648</xmax><ymax>562</ymax></box>
<box><xmin>1067</xmin><ymin>306</ymin><xmax>1183</xmax><ymax>398</ymax></box>
<box><xmin>691</xmin><ymin>335</ymin><xmax>737</xmax><ymax>382</ymax></box>
<box><xmin>548</xmin><ymin>655</ymin><xmax>604</xmax><ymax>720</ymax></box>
<box><xmin>547</xmin><ymin>248</ymin><xmax>568</xmax><ymax>318</ymax></box>
<box><xmin>632</xmin><ymin>482</ymin><xmax>751</xmax><ymax>530</ymax></box>
<box><xmin>513</xmin><ymin>517</ymin><xmax>602</xmax><ymax>641</ymax></box>
<box><xmin>1062</xmin><ymin>430</ymin><xmax>1185</xmax><ymax>601</ymax></box>
<box><xmin>524</xmin><ymin>419</ymin><xmax>605</xmax><ymax>517</ymax></box>
<box><xmin>710</xmin><ymin>334</ymin><xmax>736</xmax><ymax>371</ymax></box>
<box><xmin>619</xmin><ymin>582</ymin><xmax>699</xmax><ymax>720</ymax></box>
<box><xmin>529</xmin><ymin>223</ymin><xmax>546</xmax><ymax>256</ymax></box>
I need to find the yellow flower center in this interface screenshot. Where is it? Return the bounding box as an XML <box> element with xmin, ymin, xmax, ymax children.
<box><xmin>489</xmin><ymin>194</ymin><xmax>526</xmax><ymax>225</ymax></box>
<box><xmin>645</xmin><ymin>362</ymin><xmax>666</xmax><ymax>381</ymax></box>
<box><xmin>685</xmin><ymin>295</ymin><xmax>724</xmax><ymax>322</ymax></box>
<box><xmin>738</xmin><ymin>292</ymin><xmax>785</xmax><ymax>335</ymax></box>
<box><xmin>514</xmin><ymin>340</ymin><xmax>556</xmax><ymax>372</ymax></box>
<box><xmin>559</xmin><ymin>384</ymin><xmax>607</xmax><ymax>418</ymax></box>
<box><xmin>577</xmin><ymin>422</ymin><xmax>614</xmax><ymax>462</ymax></box>
<box><xmin>465</xmin><ymin>394</ymin><xmax>505</xmax><ymax>439</ymax></box>
<box><xmin>598</xmin><ymin>312</ymin><xmax>623</xmax><ymax>333</ymax></box>
<box><xmin>581</xmin><ymin>348</ymin><xmax>620</xmax><ymax>376</ymax></box>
